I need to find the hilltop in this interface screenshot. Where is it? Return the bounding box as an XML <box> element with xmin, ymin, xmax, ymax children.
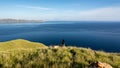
<box><xmin>0</xmin><ymin>39</ymin><xmax>47</xmax><ymax>51</ymax></box>
<box><xmin>0</xmin><ymin>39</ymin><xmax>120</xmax><ymax>68</ymax></box>
<box><xmin>0</xmin><ymin>19</ymin><xmax>44</xmax><ymax>23</ymax></box>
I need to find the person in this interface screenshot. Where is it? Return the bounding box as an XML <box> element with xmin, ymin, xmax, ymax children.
<box><xmin>62</xmin><ymin>39</ymin><xmax>65</xmax><ymax>47</ymax></box>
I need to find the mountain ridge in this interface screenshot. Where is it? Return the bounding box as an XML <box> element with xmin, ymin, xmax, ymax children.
<box><xmin>0</xmin><ymin>19</ymin><xmax>44</xmax><ymax>23</ymax></box>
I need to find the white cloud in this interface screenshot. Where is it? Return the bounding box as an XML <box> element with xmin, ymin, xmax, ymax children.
<box><xmin>17</xmin><ymin>5</ymin><xmax>52</xmax><ymax>10</ymax></box>
<box><xmin>4</xmin><ymin>5</ymin><xmax>120</xmax><ymax>21</ymax></box>
<box><xmin>39</xmin><ymin>6</ymin><xmax>120</xmax><ymax>21</ymax></box>
<box><xmin>78</xmin><ymin>7</ymin><xmax>120</xmax><ymax>21</ymax></box>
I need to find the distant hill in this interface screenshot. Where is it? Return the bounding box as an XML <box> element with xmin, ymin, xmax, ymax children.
<box><xmin>0</xmin><ymin>19</ymin><xmax>44</xmax><ymax>23</ymax></box>
<box><xmin>0</xmin><ymin>39</ymin><xmax>47</xmax><ymax>51</ymax></box>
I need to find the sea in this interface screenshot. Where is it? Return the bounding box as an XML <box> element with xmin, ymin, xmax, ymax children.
<box><xmin>0</xmin><ymin>21</ymin><xmax>120</xmax><ymax>52</ymax></box>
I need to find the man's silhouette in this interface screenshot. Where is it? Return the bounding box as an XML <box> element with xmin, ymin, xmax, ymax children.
<box><xmin>62</xmin><ymin>39</ymin><xmax>65</xmax><ymax>47</ymax></box>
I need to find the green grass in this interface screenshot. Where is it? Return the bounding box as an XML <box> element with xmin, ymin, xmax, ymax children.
<box><xmin>0</xmin><ymin>39</ymin><xmax>47</xmax><ymax>51</ymax></box>
<box><xmin>0</xmin><ymin>39</ymin><xmax>120</xmax><ymax>68</ymax></box>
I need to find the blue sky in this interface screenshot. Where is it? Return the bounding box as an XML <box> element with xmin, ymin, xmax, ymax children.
<box><xmin>0</xmin><ymin>0</ymin><xmax>120</xmax><ymax>21</ymax></box>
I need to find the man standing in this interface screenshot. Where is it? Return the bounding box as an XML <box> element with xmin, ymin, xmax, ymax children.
<box><xmin>62</xmin><ymin>39</ymin><xmax>66</xmax><ymax>47</ymax></box>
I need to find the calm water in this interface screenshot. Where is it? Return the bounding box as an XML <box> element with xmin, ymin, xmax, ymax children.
<box><xmin>0</xmin><ymin>21</ymin><xmax>120</xmax><ymax>52</ymax></box>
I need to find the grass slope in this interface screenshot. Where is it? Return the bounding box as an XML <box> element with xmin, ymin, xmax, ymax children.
<box><xmin>0</xmin><ymin>39</ymin><xmax>119</xmax><ymax>68</ymax></box>
<box><xmin>0</xmin><ymin>39</ymin><xmax>47</xmax><ymax>51</ymax></box>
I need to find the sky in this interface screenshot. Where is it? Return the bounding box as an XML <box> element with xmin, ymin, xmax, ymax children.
<box><xmin>0</xmin><ymin>0</ymin><xmax>120</xmax><ymax>21</ymax></box>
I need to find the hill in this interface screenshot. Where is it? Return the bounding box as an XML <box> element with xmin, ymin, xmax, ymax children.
<box><xmin>0</xmin><ymin>39</ymin><xmax>47</xmax><ymax>51</ymax></box>
<box><xmin>0</xmin><ymin>39</ymin><xmax>119</xmax><ymax>68</ymax></box>
<box><xmin>0</xmin><ymin>19</ymin><xmax>44</xmax><ymax>23</ymax></box>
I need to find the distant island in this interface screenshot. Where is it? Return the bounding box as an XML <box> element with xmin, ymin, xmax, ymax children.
<box><xmin>0</xmin><ymin>19</ymin><xmax>44</xmax><ymax>23</ymax></box>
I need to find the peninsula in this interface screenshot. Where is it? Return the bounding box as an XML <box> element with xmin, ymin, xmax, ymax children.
<box><xmin>0</xmin><ymin>19</ymin><xmax>44</xmax><ymax>23</ymax></box>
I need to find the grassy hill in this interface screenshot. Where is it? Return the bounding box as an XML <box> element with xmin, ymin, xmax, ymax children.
<box><xmin>0</xmin><ymin>39</ymin><xmax>47</xmax><ymax>51</ymax></box>
<box><xmin>0</xmin><ymin>39</ymin><xmax>120</xmax><ymax>68</ymax></box>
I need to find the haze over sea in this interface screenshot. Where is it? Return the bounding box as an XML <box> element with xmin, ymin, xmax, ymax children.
<box><xmin>0</xmin><ymin>21</ymin><xmax>120</xmax><ymax>52</ymax></box>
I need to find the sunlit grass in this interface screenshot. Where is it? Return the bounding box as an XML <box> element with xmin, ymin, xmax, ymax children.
<box><xmin>0</xmin><ymin>39</ymin><xmax>120</xmax><ymax>68</ymax></box>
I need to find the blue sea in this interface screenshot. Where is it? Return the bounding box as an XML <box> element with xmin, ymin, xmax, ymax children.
<box><xmin>0</xmin><ymin>21</ymin><xmax>120</xmax><ymax>52</ymax></box>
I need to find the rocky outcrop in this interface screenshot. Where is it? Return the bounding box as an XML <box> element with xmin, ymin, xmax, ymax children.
<box><xmin>88</xmin><ymin>61</ymin><xmax>113</xmax><ymax>68</ymax></box>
